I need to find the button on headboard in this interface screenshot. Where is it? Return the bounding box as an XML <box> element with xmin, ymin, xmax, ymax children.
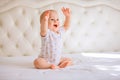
<box><xmin>0</xmin><ymin>0</ymin><xmax>120</xmax><ymax>56</ymax></box>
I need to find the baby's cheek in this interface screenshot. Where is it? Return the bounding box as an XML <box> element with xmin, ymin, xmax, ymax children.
<box><xmin>48</xmin><ymin>24</ymin><xmax>53</xmax><ymax>28</ymax></box>
<box><xmin>58</xmin><ymin>22</ymin><xmax>60</xmax><ymax>26</ymax></box>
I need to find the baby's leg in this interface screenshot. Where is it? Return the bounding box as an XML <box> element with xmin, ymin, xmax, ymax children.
<box><xmin>34</xmin><ymin>58</ymin><xmax>59</xmax><ymax>69</ymax></box>
<box><xmin>58</xmin><ymin>57</ymin><xmax>73</xmax><ymax>68</ymax></box>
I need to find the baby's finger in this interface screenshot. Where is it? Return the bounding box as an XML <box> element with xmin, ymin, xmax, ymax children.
<box><xmin>45</xmin><ymin>16</ymin><xmax>49</xmax><ymax>20</ymax></box>
<box><xmin>62</xmin><ymin>7</ymin><xmax>67</xmax><ymax>12</ymax></box>
<box><xmin>66</xmin><ymin>8</ymin><xmax>69</xmax><ymax>12</ymax></box>
<box><xmin>67</xmin><ymin>8</ymin><xmax>70</xmax><ymax>13</ymax></box>
<box><xmin>62</xmin><ymin>7</ymin><xmax>64</xmax><ymax>12</ymax></box>
<box><xmin>46</xmin><ymin>11</ymin><xmax>50</xmax><ymax>16</ymax></box>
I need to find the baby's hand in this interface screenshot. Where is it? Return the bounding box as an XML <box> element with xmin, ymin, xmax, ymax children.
<box><xmin>62</xmin><ymin>7</ymin><xmax>71</xmax><ymax>17</ymax></box>
<box><xmin>42</xmin><ymin>11</ymin><xmax>50</xmax><ymax>22</ymax></box>
<box><xmin>40</xmin><ymin>10</ymin><xmax>50</xmax><ymax>24</ymax></box>
<box><xmin>45</xmin><ymin>11</ymin><xmax>50</xmax><ymax>21</ymax></box>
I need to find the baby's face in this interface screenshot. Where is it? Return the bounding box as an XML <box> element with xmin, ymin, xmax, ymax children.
<box><xmin>48</xmin><ymin>11</ymin><xmax>60</xmax><ymax>33</ymax></box>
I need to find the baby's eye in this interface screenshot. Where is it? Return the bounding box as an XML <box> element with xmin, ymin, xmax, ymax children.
<box><xmin>57</xmin><ymin>19</ymin><xmax>59</xmax><ymax>21</ymax></box>
<box><xmin>50</xmin><ymin>19</ymin><xmax>54</xmax><ymax>21</ymax></box>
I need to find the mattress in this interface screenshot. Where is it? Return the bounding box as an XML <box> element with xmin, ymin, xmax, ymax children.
<box><xmin>0</xmin><ymin>53</ymin><xmax>120</xmax><ymax>80</ymax></box>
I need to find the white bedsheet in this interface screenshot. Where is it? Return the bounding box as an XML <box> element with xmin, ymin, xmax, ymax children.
<box><xmin>0</xmin><ymin>53</ymin><xmax>120</xmax><ymax>80</ymax></box>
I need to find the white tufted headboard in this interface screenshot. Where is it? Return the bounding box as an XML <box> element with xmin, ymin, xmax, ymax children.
<box><xmin>0</xmin><ymin>0</ymin><xmax>120</xmax><ymax>56</ymax></box>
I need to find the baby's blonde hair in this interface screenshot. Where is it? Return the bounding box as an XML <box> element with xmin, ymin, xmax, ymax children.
<box><xmin>40</xmin><ymin>10</ymin><xmax>57</xmax><ymax>23</ymax></box>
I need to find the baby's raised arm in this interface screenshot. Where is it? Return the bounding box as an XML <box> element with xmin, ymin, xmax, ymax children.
<box><xmin>40</xmin><ymin>11</ymin><xmax>49</xmax><ymax>37</ymax></box>
<box><xmin>62</xmin><ymin>7</ymin><xmax>71</xmax><ymax>31</ymax></box>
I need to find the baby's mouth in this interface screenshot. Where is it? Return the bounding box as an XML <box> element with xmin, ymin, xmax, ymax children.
<box><xmin>54</xmin><ymin>24</ymin><xmax>58</xmax><ymax>28</ymax></box>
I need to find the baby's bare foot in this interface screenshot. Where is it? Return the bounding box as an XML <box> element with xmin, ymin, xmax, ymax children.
<box><xmin>51</xmin><ymin>64</ymin><xmax>60</xmax><ymax>69</ymax></box>
<box><xmin>59</xmin><ymin>61</ymin><xmax>71</xmax><ymax>68</ymax></box>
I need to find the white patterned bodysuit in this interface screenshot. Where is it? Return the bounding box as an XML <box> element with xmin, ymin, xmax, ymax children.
<box><xmin>39</xmin><ymin>27</ymin><xmax>65</xmax><ymax>65</ymax></box>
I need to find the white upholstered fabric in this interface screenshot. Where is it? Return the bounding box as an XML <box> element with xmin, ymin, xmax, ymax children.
<box><xmin>0</xmin><ymin>0</ymin><xmax>120</xmax><ymax>56</ymax></box>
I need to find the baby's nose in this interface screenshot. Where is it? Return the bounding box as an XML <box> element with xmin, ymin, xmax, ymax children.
<box><xmin>54</xmin><ymin>20</ymin><xmax>58</xmax><ymax>22</ymax></box>
<box><xmin>54</xmin><ymin>20</ymin><xmax>57</xmax><ymax>22</ymax></box>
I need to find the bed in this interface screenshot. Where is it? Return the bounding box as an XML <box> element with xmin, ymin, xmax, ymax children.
<box><xmin>0</xmin><ymin>53</ymin><xmax>120</xmax><ymax>80</ymax></box>
<box><xmin>0</xmin><ymin>0</ymin><xmax>120</xmax><ymax>80</ymax></box>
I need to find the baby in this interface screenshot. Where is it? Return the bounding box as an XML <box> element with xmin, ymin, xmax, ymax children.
<box><xmin>34</xmin><ymin>7</ymin><xmax>72</xmax><ymax>69</ymax></box>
